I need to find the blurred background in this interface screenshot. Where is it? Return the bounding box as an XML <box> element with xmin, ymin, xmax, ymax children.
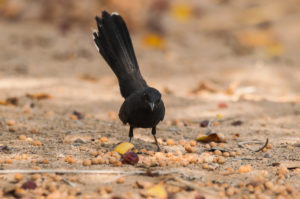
<box><xmin>0</xmin><ymin>0</ymin><xmax>300</xmax><ymax>119</ymax></box>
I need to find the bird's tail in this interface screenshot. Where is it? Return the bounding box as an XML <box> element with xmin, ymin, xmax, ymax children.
<box><xmin>93</xmin><ymin>11</ymin><xmax>147</xmax><ymax>97</ymax></box>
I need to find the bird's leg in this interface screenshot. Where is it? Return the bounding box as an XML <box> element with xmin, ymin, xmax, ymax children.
<box><xmin>128</xmin><ymin>126</ymin><xmax>134</xmax><ymax>142</ymax></box>
<box><xmin>152</xmin><ymin>126</ymin><xmax>160</xmax><ymax>152</ymax></box>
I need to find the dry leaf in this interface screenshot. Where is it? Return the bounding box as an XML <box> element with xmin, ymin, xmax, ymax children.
<box><xmin>0</xmin><ymin>97</ymin><xmax>18</xmax><ymax>106</ymax></box>
<box><xmin>26</xmin><ymin>93</ymin><xmax>53</xmax><ymax>100</ymax></box>
<box><xmin>171</xmin><ymin>4</ymin><xmax>192</xmax><ymax>22</ymax></box>
<box><xmin>143</xmin><ymin>34</ymin><xmax>166</xmax><ymax>49</ymax></box>
<box><xmin>114</xmin><ymin>142</ymin><xmax>135</xmax><ymax>155</ymax></box>
<box><xmin>147</xmin><ymin>182</ymin><xmax>167</xmax><ymax>199</ymax></box>
<box><xmin>190</xmin><ymin>82</ymin><xmax>218</xmax><ymax>94</ymax></box>
<box><xmin>197</xmin><ymin>133</ymin><xmax>226</xmax><ymax>143</ymax></box>
<box><xmin>78</xmin><ymin>74</ymin><xmax>99</xmax><ymax>83</ymax></box>
<box><xmin>236</xmin><ymin>30</ymin><xmax>277</xmax><ymax>48</ymax></box>
<box><xmin>0</xmin><ymin>100</ymin><xmax>12</xmax><ymax>106</ymax></box>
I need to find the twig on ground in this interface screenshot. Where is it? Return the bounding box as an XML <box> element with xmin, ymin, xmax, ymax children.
<box><xmin>237</xmin><ymin>140</ymin><xmax>264</xmax><ymax>148</ymax></box>
<box><xmin>0</xmin><ymin>169</ymin><xmax>194</xmax><ymax>177</ymax></box>
<box><xmin>167</xmin><ymin>176</ymin><xmax>217</xmax><ymax>196</ymax></box>
<box><xmin>255</xmin><ymin>138</ymin><xmax>269</xmax><ymax>152</ymax></box>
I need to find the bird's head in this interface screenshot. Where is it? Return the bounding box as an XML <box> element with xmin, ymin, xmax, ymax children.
<box><xmin>142</xmin><ymin>87</ymin><xmax>162</xmax><ymax>111</ymax></box>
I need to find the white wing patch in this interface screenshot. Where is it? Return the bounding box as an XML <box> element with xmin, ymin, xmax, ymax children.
<box><xmin>92</xmin><ymin>30</ymin><xmax>100</xmax><ymax>52</ymax></box>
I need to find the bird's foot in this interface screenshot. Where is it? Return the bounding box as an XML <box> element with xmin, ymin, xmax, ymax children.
<box><xmin>156</xmin><ymin>146</ymin><xmax>161</xmax><ymax>152</ymax></box>
<box><xmin>129</xmin><ymin>137</ymin><xmax>132</xmax><ymax>143</ymax></box>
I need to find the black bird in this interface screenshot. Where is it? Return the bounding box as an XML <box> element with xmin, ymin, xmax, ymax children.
<box><xmin>93</xmin><ymin>11</ymin><xmax>165</xmax><ymax>151</ymax></box>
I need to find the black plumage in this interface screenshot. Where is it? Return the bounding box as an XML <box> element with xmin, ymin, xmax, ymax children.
<box><xmin>93</xmin><ymin>11</ymin><xmax>165</xmax><ymax>151</ymax></box>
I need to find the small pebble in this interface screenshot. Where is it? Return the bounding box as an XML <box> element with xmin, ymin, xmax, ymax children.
<box><xmin>200</xmin><ymin>120</ymin><xmax>209</xmax><ymax>128</ymax></box>
<box><xmin>21</xmin><ymin>180</ymin><xmax>37</xmax><ymax>190</ymax></box>
<box><xmin>231</xmin><ymin>120</ymin><xmax>243</xmax><ymax>126</ymax></box>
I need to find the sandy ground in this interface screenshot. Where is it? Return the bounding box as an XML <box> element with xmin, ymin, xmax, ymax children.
<box><xmin>0</xmin><ymin>0</ymin><xmax>300</xmax><ymax>198</ymax></box>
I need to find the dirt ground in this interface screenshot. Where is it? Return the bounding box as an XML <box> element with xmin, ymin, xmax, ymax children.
<box><xmin>0</xmin><ymin>0</ymin><xmax>300</xmax><ymax>199</ymax></box>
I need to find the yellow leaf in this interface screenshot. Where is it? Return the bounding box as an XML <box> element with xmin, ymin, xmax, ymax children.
<box><xmin>197</xmin><ymin>133</ymin><xmax>226</xmax><ymax>143</ymax></box>
<box><xmin>143</xmin><ymin>34</ymin><xmax>166</xmax><ymax>49</ymax></box>
<box><xmin>216</xmin><ymin>114</ymin><xmax>223</xmax><ymax>119</ymax></box>
<box><xmin>171</xmin><ymin>4</ymin><xmax>192</xmax><ymax>22</ymax></box>
<box><xmin>147</xmin><ymin>182</ymin><xmax>167</xmax><ymax>199</ymax></box>
<box><xmin>114</xmin><ymin>142</ymin><xmax>135</xmax><ymax>155</ymax></box>
<box><xmin>266</xmin><ymin>43</ymin><xmax>284</xmax><ymax>57</ymax></box>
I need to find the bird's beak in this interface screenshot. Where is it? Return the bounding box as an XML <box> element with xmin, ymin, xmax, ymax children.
<box><xmin>148</xmin><ymin>102</ymin><xmax>155</xmax><ymax>111</ymax></box>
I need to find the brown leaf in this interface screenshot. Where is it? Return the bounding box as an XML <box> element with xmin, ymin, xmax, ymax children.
<box><xmin>26</xmin><ymin>93</ymin><xmax>53</xmax><ymax>100</ymax></box>
<box><xmin>197</xmin><ymin>133</ymin><xmax>226</xmax><ymax>143</ymax></box>
<box><xmin>78</xmin><ymin>74</ymin><xmax>99</xmax><ymax>83</ymax></box>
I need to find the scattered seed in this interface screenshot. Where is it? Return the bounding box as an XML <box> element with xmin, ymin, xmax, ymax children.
<box><xmin>30</xmin><ymin>128</ymin><xmax>38</xmax><ymax>134</ymax></box>
<box><xmin>32</xmin><ymin>174</ymin><xmax>41</xmax><ymax>181</ymax></box>
<box><xmin>189</xmin><ymin>140</ymin><xmax>197</xmax><ymax>147</ymax></box>
<box><xmin>166</xmin><ymin>139</ymin><xmax>175</xmax><ymax>146</ymax></box>
<box><xmin>14</xmin><ymin>156</ymin><xmax>21</xmax><ymax>160</ymax></box>
<box><xmin>33</xmin><ymin>140</ymin><xmax>42</xmax><ymax>146</ymax></box>
<box><xmin>65</xmin><ymin>156</ymin><xmax>76</xmax><ymax>164</ymax></box>
<box><xmin>238</xmin><ymin>165</ymin><xmax>252</xmax><ymax>173</ymax></box>
<box><xmin>223</xmin><ymin>152</ymin><xmax>230</xmax><ymax>157</ymax></box>
<box><xmin>101</xmin><ymin>137</ymin><xmax>108</xmax><ymax>143</ymax></box>
<box><xmin>214</xmin><ymin>150</ymin><xmax>222</xmax><ymax>156</ymax></box>
<box><xmin>209</xmin><ymin>142</ymin><xmax>216</xmax><ymax>147</ymax></box>
<box><xmin>116</xmin><ymin>177</ymin><xmax>125</xmax><ymax>184</ymax></box>
<box><xmin>184</xmin><ymin>144</ymin><xmax>195</xmax><ymax>153</ymax></box>
<box><xmin>19</xmin><ymin>134</ymin><xmax>26</xmax><ymax>140</ymax></box>
<box><xmin>5</xmin><ymin>158</ymin><xmax>12</xmax><ymax>164</ymax></box>
<box><xmin>9</xmin><ymin>127</ymin><xmax>15</xmax><ymax>132</ymax></box>
<box><xmin>14</xmin><ymin>173</ymin><xmax>23</xmax><ymax>181</ymax></box>
<box><xmin>218</xmin><ymin>156</ymin><xmax>226</xmax><ymax>164</ymax></box>
<box><xmin>7</xmin><ymin>120</ymin><xmax>15</xmax><ymax>126</ymax></box>
<box><xmin>22</xmin><ymin>154</ymin><xmax>28</xmax><ymax>160</ymax></box>
<box><xmin>230</xmin><ymin>151</ymin><xmax>236</xmax><ymax>157</ymax></box>
<box><xmin>82</xmin><ymin>159</ymin><xmax>92</xmax><ymax>166</ymax></box>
